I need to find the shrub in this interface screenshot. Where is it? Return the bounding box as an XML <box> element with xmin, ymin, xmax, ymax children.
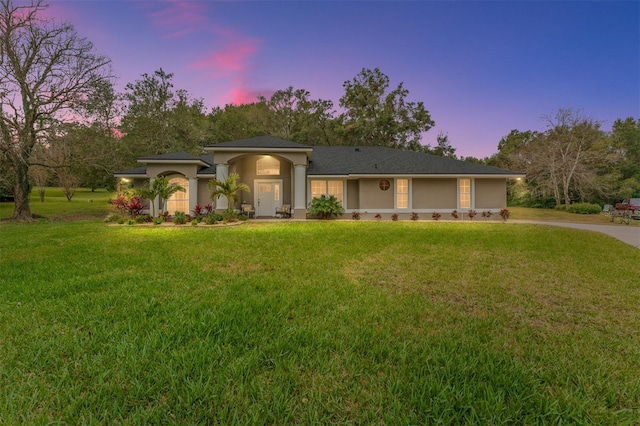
<box><xmin>391</xmin><ymin>213</ymin><xmax>399</xmax><ymax>221</ymax></box>
<box><xmin>307</xmin><ymin>195</ymin><xmax>344</xmax><ymax>219</ymax></box>
<box><xmin>117</xmin><ymin>218</ymin><xmax>125</xmax><ymax>225</ymax></box>
<box><xmin>191</xmin><ymin>219</ymin><xmax>199</xmax><ymax>226</ymax></box>
<box><xmin>352</xmin><ymin>211</ymin><xmax>361</xmax><ymax>220</ymax></box>
<box><xmin>125</xmin><ymin>195</ymin><xmax>144</xmax><ymax>217</ymax></box>
<box><xmin>204</xmin><ymin>211</ymin><xmax>219</xmax><ymax>225</ymax></box>
<box><xmin>500</xmin><ymin>208</ymin><xmax>510</xmax><ymax>221</ymax></box>
<box><xmin>153</xmin><ymin>217</ymin><xmax>163</xmax><ymax>225</ymax></box>
<box><xmin>193</xmin><ymin>204</ymin><xmax>205</xmax><ymax>217</ymax></box>
<box><xmin>375</xmin><ymin>213</ymin><xmax>382</xmax><ymax>220</ymax></box>
<box><xmin>104</xmin><ymin>213</ymin><xmax>122</xmax><ymax>223</ymax></box>
<box><xmin>204</xmin><ymin>204</ymin><xmax>213</xmax><ymax>214</ymax></box>
<box><xmin>432</xmin><ymin>212</ymin><xmax>441</xmax><ymax>221</ymax></box>
<box><xmin>173</xmin><ymin>211</ymin><xmax>188</xmax><ymax>224</ymax></box>
<box><xmin>222</xmin><ymin>209</ymin><xmax>239</xmax><ymax>222</ymax></box>
<box><xmin>410</xmin><ymin>212</ymin><xmax>419</xmax><ymax>221</ymax></box>
<box><xmin>482</xmin><ymin>211</ymin><xmax>493</xmax><ymax>219</ymax></box>
<box><xmin>467</xmin><ymin>210</ymin><xmax>477</xmax><ymax>220</ymax></box>
<box><xmin>451</xmin><ymin>210</ymin><xmax>459</xmax><ymax>219</ymax></box>
<box><xmin>567</xmin><ymin>203</ymin><xmax>602</xmax><ymax>215</ymax></box>
<box><xmin>134</xmin><ymin>214</ymin><xmax>149</xmax><ymax>224</ymax></box>
<box><xmin>110</xmin><ymin>194</ymin><xmax>128</xmax><ymax>214</ymax></box>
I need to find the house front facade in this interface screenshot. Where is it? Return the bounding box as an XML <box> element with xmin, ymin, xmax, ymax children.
<box><xmin>114</xmin><ymin>136</ymin><xmax>524</xmax><ymax>219</ymax></box>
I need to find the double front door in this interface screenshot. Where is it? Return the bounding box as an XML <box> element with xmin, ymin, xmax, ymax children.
<box><xmin>254</xmin><ymin>179</ymin><xmax>282</xmax><ymax>217</ymax></box>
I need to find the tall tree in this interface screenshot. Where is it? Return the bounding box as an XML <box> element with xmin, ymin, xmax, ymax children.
<box><xmin>120</xmin><ymin>69</ymin><xmax>209</xmax><ymax>166</ymax></box>
<box><xmin>609</xmin><ymin>117</ymin><xmax>640</xmax><ymax>198</ymax></box>
<box><xmin>0</xmin><ymin>0</ymin><xmax>111</xmax><ymax>220</ymax></box>
<box><xmin>338</xmin><ymin>68</ymin><xmax>434</xmax><ymax>150</ymax></box>
<box><xmin>430</xmin><ymin>131</ymin><xmax>457</xmax><ymax>158</ymax></box>
<box><xmin>258</xmin><ymin>86</ymin><xmax>338</xmax><ymax>145</ymax></box>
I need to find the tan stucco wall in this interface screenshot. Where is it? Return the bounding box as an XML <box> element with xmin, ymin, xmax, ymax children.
<box><xmin>475</xmin><ymin>178</ymin><xmax>506</xmax><ymax>209</ymax></box>
<box><xmin>146</xmin><ymin>164</ymin><xmax>199</xmax><ymax>179</ymax></box>
<box><xmin>198</xmin><ymin>179</ymin><xmax>212</xmax><ymax>207</ymax></box>
<box><xmin>346</xmin><ymin>180</ymin><xmax>359</xmax><ymax>210</ymax></box>
<box><xmin>359</xmin><ymin>178</ymin><xmax>394</xmax><ymax>209</ymax></box>
<box><xmin>412</xmin><ymin>178</ymin><xmax>457</xmax><ymax>209</ymax></box>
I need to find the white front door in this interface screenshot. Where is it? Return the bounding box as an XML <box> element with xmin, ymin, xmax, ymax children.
<box><xmin>255</xmin><ymin>180</ymin><xmax>282</xmax><ymax>217</ymax></box>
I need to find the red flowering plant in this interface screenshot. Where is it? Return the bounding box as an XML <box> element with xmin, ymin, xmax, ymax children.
<box><xmin>193</xmin><ymin>204</ymin><xmax>205</xmax><ymax>217</ymax></box>
<box><xmin>125</xmin><ymin>195</ymin><xmax>145</xmax><ymax>217</ymax></box>
<box><xmin>467</xmin><ymin>210</ymin><xmax>477</xmax><ymax>220</ymax></box>
<box><xmin>432</xmin><ymin>212</ymin><xmax>441</xmax><ymax>221</ymax></box>
<box><xmin>110</xmin><ymin>194</ymin><xmax>128</xmax><ymax>214</ymax></box>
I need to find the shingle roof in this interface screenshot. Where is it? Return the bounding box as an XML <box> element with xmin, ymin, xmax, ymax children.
<box><xmin>139</xmin><ymin>151</ymin><xmax>212</xmax><ymax>164</ymax></box>
<box><xmin>307</xmin><ymin>146</ymin><xmax>521</xmax><ymax>176</ymax></box>
<box><xmin>114</xmin><ymin>166</ymin><xmax>147</xmax><ymax>176</ymax></box>
<box><xmin>206</xmin><ymin>136</ymin><xmax>312</xmax><ymax>149</ymax></box>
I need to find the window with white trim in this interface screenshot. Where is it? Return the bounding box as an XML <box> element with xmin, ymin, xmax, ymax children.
<box><xmin>459</xmin><ymin>178</ymin><xmax>471</xmax><ymax>209</ymax></box>
<box><xmin>396</xmin><ymin>178</ymin><xmax>408</xmax><ymax>209</ymax></box>
<box><xmin>310</xmin><ymin>180</ymin><xmax>343</xmax><ymax>204</ymax></box>
<box><xmin>256</xmin><ymin>156</ymin><xmax>280</xmax><ymax>175</ymax></box>
<box><xmin>166</xmin><ymin>177</ymin><xmax>189</xmax><ymax>214</ymax></box>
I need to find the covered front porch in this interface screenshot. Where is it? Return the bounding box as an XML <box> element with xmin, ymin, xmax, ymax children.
<box><xmin>206</xmin><ymin>139</ymin><xmax>311</xmax><ymax>219</ymax></box>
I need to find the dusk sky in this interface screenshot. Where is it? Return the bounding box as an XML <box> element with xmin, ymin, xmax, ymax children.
<box><xmin>47</xmin><ymin>1</ymin><xmax>639</xmax><ymax>158</ymax></box>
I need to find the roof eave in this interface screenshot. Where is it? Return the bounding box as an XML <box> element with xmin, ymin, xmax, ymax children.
<box><xmin>138</xmin><ymin>159</ymin><xmax>210</xmax><ymax>167</ymax></box>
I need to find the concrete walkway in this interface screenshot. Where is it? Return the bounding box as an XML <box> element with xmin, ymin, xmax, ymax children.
<box><xmin>512</xmin><ymin>220</ymin><xmax>640</xmax><ymax>249</ymax></box>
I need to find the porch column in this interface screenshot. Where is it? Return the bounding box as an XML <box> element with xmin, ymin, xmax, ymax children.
<box><xmin>215</xmin><ymin>163</ymin><xmax>229</xmax><ymax>211</ymax></box>
<box><xmin>188</xmin><ymin>178</ymin><xmax>198</xmax><ymax>215</ymax></box>
<box><xmin>293</xmin><ymin>164</ymin><xmax>307</xmax><ymax>219</ymax></box>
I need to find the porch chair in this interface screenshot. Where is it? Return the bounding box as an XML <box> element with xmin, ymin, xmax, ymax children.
<box><xmin>241</xmin><ymin>204</ymin><xmax>255</xmax><ymax>219</ymax></box>
<box><xmin>276</xmin><ymin>204</ymin><xmax>291</xmax><ymax>218</ymax></box>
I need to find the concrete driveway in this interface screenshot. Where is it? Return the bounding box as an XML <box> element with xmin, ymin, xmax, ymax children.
<box><xmin>512</xmin><ymin>220</ymin><xmax>640</xmax><ymax>249</ymax></box>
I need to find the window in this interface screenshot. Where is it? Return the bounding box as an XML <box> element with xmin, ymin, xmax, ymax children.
<box><xmin>310</xmin><ymin>180</ymin><xmax>343</xmax><ymax>204</ymax></box>
<box><xmin>396</xmin><ymin>179</ymin><xmax>408</xmax><ymax>209</ymax></box>
<box><xmin>166</xmin><ymin>177</ymin><xmax>189</xmax><ymax>214</ymax></box>
<box><xmin>379</xmin><ymin>179</ymin><xmax>390</xmax><ymax>191</ymax></box>
<box><xmin>459</xmin><ymin>178</ymin><xmax>470</xmax><ymax>209</ymax></box>
<box><xmin>257</xmin><ymin>156</ymin><xmax>280</xmax><ymax>175</ymax></box>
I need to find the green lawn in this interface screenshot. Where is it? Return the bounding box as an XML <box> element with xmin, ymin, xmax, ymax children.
<box><xmin>1</xmin><ymin>218</ymin><xmax>639</xmax><ymax>423</ymax></box>
<box><xmin>0</xmin><ymin>187</ymin><xmax>114</xmax><ymax>220</ymax></box>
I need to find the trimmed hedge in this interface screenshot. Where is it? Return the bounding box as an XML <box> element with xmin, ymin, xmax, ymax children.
<box><xmin>567</xmin><ymin>203</ymin><xmax>602</xmax><ymax>215</ymax></box>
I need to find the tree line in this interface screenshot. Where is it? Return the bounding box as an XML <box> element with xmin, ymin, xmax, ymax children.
<box><xmin>486</xmin><ymin>110</ymin><xmax>640</xmax><ymax>207</ymax></box>
<box><xmin>0</xmin><ymin>0</ymin><xmax>637</xmax><ymax>220</ymax></box>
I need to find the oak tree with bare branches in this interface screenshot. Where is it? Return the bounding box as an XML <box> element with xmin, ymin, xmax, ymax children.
<box><xmin>0</xmin><ymin>0</ymin><xmax>111</xmax><ymax>220</ymax></box>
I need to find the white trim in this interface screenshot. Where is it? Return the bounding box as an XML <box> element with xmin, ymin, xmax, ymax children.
<box><xmin>395</xmin><ymin>178</ymin><xmax>411</xmax><ymax>210</ymax></box>
<box><xmin>457</xmin><ymin>178</ymin><xmax>473</xmax><ymax>210</ymax></box>
<box><xmin>336</xmin><ymin>174</ymin><xmax>525</xmax><ymax>179</ymax></box>
<box><xmin>138</xmin><ymin>159</ymin><xmax>210</xmax><ymax>166</ymax></box>
<box><xmin>206</xmin><ymin>147</ymin><xmax>313</xmax><ymax>154</ymax></box>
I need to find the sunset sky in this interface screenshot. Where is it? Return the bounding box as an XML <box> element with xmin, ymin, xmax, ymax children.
<box><xmin>47</xmin><ymin>0</ymin><xmax>639</xmax><ymax>158</ymax></box>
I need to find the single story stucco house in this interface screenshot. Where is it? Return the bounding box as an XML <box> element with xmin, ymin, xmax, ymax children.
<box><xmin>114</xmin><ymin>136</ymin><xmax>525</xmax><ymax>219</ymax></box>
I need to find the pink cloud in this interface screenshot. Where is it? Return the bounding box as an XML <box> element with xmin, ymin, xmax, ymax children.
<box><xmin>142</xmin><ymin>0</ymin><xmax>207</xmax><ymax>38</ymax></box>
<box><xmin>226</xmin><ymin>86</ymin><xmax>273</xmax><ymax>105</ymax></box>
<box><xmin>190</xmin><ymin>38</ymin><xmax>261</xmax><ymax>77</ymax></box>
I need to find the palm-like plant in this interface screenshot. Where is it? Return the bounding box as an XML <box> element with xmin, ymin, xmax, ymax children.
<box><xmin>208</xmin><ymin>173</ymin><xmax>250</xmax><ymax>211</ymax></box>
<box><xmin>135</xmin><ymin>176</ymin><xmax>185</xmax><ymax>217</ymax></box>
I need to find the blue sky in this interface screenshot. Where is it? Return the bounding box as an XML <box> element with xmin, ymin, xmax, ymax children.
<box><xmin>49</xmin><ymin>0</ymin><xmax>639</xmax><ymax>158</ymax></box>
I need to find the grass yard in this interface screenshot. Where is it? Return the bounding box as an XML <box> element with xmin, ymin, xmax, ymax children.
<box><xmin>1</xmin><ymin>218</ymin><xmax>639</xmax><ymax>424</ymax></box>
<box><xmin>0</xmin><ymin>187</ymin><xmax>114</xmax><ymax>221</ymax></box>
